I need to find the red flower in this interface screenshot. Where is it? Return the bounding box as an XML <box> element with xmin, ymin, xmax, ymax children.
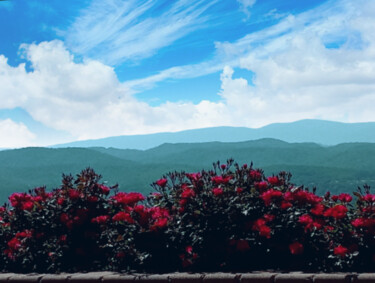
<box><xmin>255</xmin><ymin>181</ymin><xmax>268</xmax><ymax>191</ymax></box>
<box><xmin>250</xmin><ymin>170</ymin><xmax>262</xmax><ymax>181</ymax></box>
<box><xmin>91</xmin><ymin>215</ymin><xmax>110</xmax><ymax>224</ymax></box>
<box><xmin>324</xmin><ymin>205</ymin><xmax>348</xmax><ymax>219</ymax></box>
<box><xmin>338</xmin><ymin>193</ymin><xmax>352</xmax><ymax>203</ymax></box>
<box><xmin>211</xmin><ymin>175</ymin><xmax>232</xmax><ymax>185</ymax></box>
<box><xmin>22</xmin><ymin>201</ymin><xmax>34</xmax><ymax>211</ymax></box>
<box><xmin>112</xmin><ymin>192</ymin><xmax>145</xmax><ymax>206</ymax></box>
<box><xmin>8</xmin><ymin>193</ymin><xmax>34</xmax><ymax>210</ymax></box>
<box><xmin>284</xmin><ymin>190</ymin><xmax>322</xmax><ymax>205</ymax></box>
<box><xmin>258</xmin><ymin>225</ymin><xmax>271</xmax><ymax>238</ymax></box>
<box><xmin>7</xmin><ymin>237</ymin><xmax>21</xmax><ymax>250</ymax></box>
<box><xmin>236</xmin><ymin>187</ymin><xmax>244</xmax><ymax>194</ymax></box>
<box><xmin>57</xmin><ymin>198</ymin><xmax>65</xmax><ymax>205</ymax></box>
<box><xmin>280</xmin><ymin>201</ymin><xmax>292</xmax><ymax>209</ymax></box>
<box><xmin>260</xmin><ymin>189</ymin><xmax>282</xmax><ymax>206</ymax></box>
<box><xmin>112</xmin><ymin>212</ymin><xmax>134</xmax><ymax>223</ymax></box>
<box><xmin>352</xmin><ymin>218</ymin><xmax>365</xmax><ymax>228</ymax></box>
<box><xmin>181</xmin><ymin>188</ymin><xmax>196</xmax><ymax>198</ymax></box>
<box><xmin>252</xmin><ymin>218</ymin><xmax>271</xmax><ymax>238</ymax></box>
<box><xmin>15</xmin><ymin>230</ymin><xmax>32</xmax><ymax>238</ymax></box>
<box><xmin>267</xmin><ymin>176</ymin><xmax>280</xmax><ymax>186</ymax></box>
<box><xmin>334</xmin><ymin>245</ymin><xmax>348</xmax><ymax>258</ymax></box>
<box><xmin>149</xmin><ymin>207</ymin><xmax>170</xmax><ymax>219</ymax></box>
<box><xmin>212</xmin><ymin>188</ymin><xmax>224</xmax><ymax>196</ymax></box>
<box><xmin>331</xmin><ymin>195</ymin><xmax>339</xmax><ymax>202</ymax></box>
<box><xmin>186</xmin><ymin>173</ymin><xmax>201</xmax><ymax>182</ymax></box>
<box><xmin>156</xmin><ymin>178</ymin><xmax>168</xmax><ymax>187</ymax></box>
<box><xmin>363</xmin><ymin>194</ymin><xmax>375</xmax><ymax>202</ymax></box>
<box><xmin>289</xmin><ymin>242</ymin><xmax>304</xmax><ymax>255</ymax></box>
<box><xmin>186</xmin><ymin>245</ymin><xmax>193</xmax><ymax>254</ymax></box>
<box><xmin>299</xmin><ymin>214</ymin><xmax>313</xmax><ymax>225</ymax></box>
<box><xmin>151</xmin><ymin>217</ymin><xmax>168</xmax><ymax>229</ymax></box>
<box><xmin>310</xmin><ymin>204</ymin><xmax>325</xmax><ymax>216</ymax></box>
<box><xmin>98</xmin><ymin>184</ymin><xmax>110</xmax><ymax>195</ymax></box>
<box><xmin>220</xmin><ymin>164</ymin><xmax>226</xmax><ymax>170</ymax></box>
<box><xmin>68</xmin><ymin>189</ymin><xmax>80</xmax><ymax>200</ymax></box>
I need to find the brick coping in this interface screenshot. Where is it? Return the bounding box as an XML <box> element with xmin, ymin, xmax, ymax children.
<box><xmin>0</xmin><ymin>272</ymin><xmax>375</xmax><ymax>282</ymax></box>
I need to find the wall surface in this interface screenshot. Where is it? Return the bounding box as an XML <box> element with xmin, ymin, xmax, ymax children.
<box><xmin>1</xmin><ymin>272</ymin><xmax>375</xmax><ymax>282</ymax></box>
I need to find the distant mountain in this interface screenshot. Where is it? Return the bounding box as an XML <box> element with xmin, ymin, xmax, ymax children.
<box><xmin>52</xmin><ymin>120</ymin><xmax>375</xmax><ymax>150</ymax></box>
<box><xmin>1</xmin><ymin>139</ymin><xmax>375</xmax><ymax>203</ymax></box>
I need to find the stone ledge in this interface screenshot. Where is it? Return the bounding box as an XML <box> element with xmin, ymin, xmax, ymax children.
<box><xmin>0</xmin><ymin>272</ymin><xmax>369</xmax><ymax>282</ymax></box>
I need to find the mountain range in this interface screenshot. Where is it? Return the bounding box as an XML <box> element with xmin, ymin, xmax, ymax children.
<box><xmin>52</xmin><ymin>119</ymin><xmax>375</xmax><ymax>150</ymax></box>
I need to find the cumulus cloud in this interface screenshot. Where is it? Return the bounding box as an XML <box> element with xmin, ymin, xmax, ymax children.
<box><xmin>0</xmin><ymin>119</ymin><xmax>36</xmax><ymax>148</ymax></box>
<box><xmin>0</xmin><ymin>40</ymin><xmax>230</xmax><ymax>141</ymax></box>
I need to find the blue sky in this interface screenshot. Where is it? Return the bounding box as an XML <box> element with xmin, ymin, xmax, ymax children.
<box><xmin>1</xmin><ymin>0</ymin><xmax>375</xmax><ymax>148</ymax></box>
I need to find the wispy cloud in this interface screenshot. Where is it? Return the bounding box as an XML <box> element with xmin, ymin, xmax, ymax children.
<box><xmin>65</xmin><ymin>0</ymin><xmax>218</xmax><ymax>65</ymax></box>
<box><xmin>237</xmin><ymin>0</ymin><xmax>256</xmax><ymax>19</ymax></box>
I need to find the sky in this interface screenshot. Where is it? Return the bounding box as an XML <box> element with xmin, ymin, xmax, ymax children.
<box><xmin>1</xmin><ymin>0</ymin><xmax>375</xmax><ymax>148</ymax></box>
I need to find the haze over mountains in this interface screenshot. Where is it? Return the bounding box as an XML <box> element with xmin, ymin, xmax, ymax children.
<box><xmin>52</xmin><ymin>120</ymin><xmax>375</xmax><ymax>150</ymax></box>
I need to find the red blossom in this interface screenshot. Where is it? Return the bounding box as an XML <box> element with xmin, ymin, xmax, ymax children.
<box><xmin>267</xmin><ymin>176</ymin><xmax>280</xmax><ymax>186</ymax></box>
<box><xmin>363</xmin><ymin>194</ymin><xmax>375</xmax><ymax>202</ymax></box>
<box><xmin>310</xmin><ymin>204</ymin><xmax>325</xmax><ymax>216</ymax></box>
<box><xmin>15</xmin><ymin>230</ymin><xmax>32</xmax><ymax>238</ymax></box>
<box><xmin>255</xmin><ymin>181</ymin><xmax>268</xmax><ymax>191</ymax></box>
<box><xmin>211</xmin><ymin>175</ymin><xmax>232</xmax><ymax>185</ymax></box>
<box><xmin>156</xmin><ymin>178</ymin><xmax>168</xmax><ymax>187</ymax></box>
<box><xmin>236</xmin><ymin>187</ymin><xmax>244</xmax><ymax>194</ymax></box>
<box><xmin>289</xmin><ymin>242</ymin><xmax>304</xmax><ymax>255</ymax></box>
<box><xmin>68</xmin><ymin>189</ymin><xmax>80</xmax><ymax>200</ymax></box>
<box><xmin>284</xmin><ymin>190</ymin><xmax>323</xmax><ymax>205</ymax></box>
<box><xmin>112</xmin><ymin>212</ymin><xmax>134</xmax><ymax>223</ymax></box>
<box><xmin>334</xmin><ymin>245</ymin><xmax>348</xmax><ymax>258</ymax></box>
<box><xmin>149</xmin><ymin>207</ymin><xmax>170</xmax><ymax>219</ymax></box>
<box><xmin>338</xmin><ymin>193</ymin><xmax>352</xmax><ymax>203</ymax></box>
<box><xmin>212</xmin><ymin>188</ymin><xmax>224</xmax><ymax>196</ymax></box>
<box><xmin>98</xmin><ymin>184</ymin><xmax>110</xmax><ymax>195</ymax></box>
<box><xmin>151</xmin><ymin>217</ymin><xmax>168</xmax><ymax>230</ymax></box>
<box><xmin>252</xmin><ymin>218</ymin><xmax>271</xmax><ymax>238</ymax></box>
<box><xmin>331</xmin><ymin>195</ymin><xmax>339</xmax><ymax>202</ymax></box>
<box><xmin>57</xmin><ymin>198</ymin><xmax>65</xmax><ymax>205</ymax></box>
<box><xmin>186</xmin><ymin>173</ymin><xmax>201</xmax><ymax>182</ymax></box>
<box><xmin>260</xmin><ymin>189</ymin><xmax>283</xmax><ymax>206</ymax></box>
<box><xmin>250</xmin><ymin>170</ymin><xmax>262</xmax><ymax>180</ymax></box>
<box><xmin>91</xmin><ymin>215</ymin><xmax>110</xmax><ymax>224</ymax></box>
<box><xmin>7</xmin><ymin>237</ymin><xmax>21</xmax><ymax>250</ymax></box>
<box><xmin>324</xmin><ymin>205</ymin><xmax>348</xmax><ymax>219</ymax></box>
<box><xmin>112</xmin><ymin>192</ymin><xmax>145</xmax><ymax>206</ymax></box>
<box><xmin>181</xmin><ymin>188</ymin><xmax>196</xmax><ymax>198</ymax></box>
<box><xmin>280</xmin><ymin>201</ymin><xmax>292</xmax><ymax>209</ymax></box>
<box><xmin>186</xmin><ymin>245</ymin><xmax>193</xmax><ymax>254</ymax></box>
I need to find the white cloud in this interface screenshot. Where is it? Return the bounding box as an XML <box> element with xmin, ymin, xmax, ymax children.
<box><xmin>237</xmin><ymin>0</ymin><xmax>256</xmax><ymax>18</ymax></box>
<box><xmin>1</xmin><ymin>0</ymin><xmax>375</xmax><ymax>146</ymax></box>
<box><xmin>0</xmin><ymin>119</ymin><xmax>36</xmax><ymax>148</ymax></box>
<box><xmin>0</xmin><ymin>40</ymin><xmax>231</xmax><ymax>141</ymax></box>
<box><xmin>65</xmin><ymin>0</ymin><xmax>218</xmax><ymax>65</ymax></box>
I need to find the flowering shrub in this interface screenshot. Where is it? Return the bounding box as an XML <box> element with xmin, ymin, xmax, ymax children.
<box><xmin>0</xmin><ymin>161</ymin><xmax>374</xmax><ymax>273</ymax></box>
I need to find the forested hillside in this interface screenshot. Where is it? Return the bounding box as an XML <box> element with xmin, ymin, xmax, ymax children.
<box><xmin>1</xmin><ymin>139</ymin><xmax>375</xmax><ymax>203</ymax></box>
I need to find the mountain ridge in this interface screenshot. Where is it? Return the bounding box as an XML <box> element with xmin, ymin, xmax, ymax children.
<box><xmin>51</xmin><ymin>119</ymin><xmax>375</xmax><ymax>150</ymax></box>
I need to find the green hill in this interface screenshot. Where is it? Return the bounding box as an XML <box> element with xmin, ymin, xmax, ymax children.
<box><xmin>1</xmin><ymin>139</ymin><xmax>375</xmax><ymax>203</ymax></box>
